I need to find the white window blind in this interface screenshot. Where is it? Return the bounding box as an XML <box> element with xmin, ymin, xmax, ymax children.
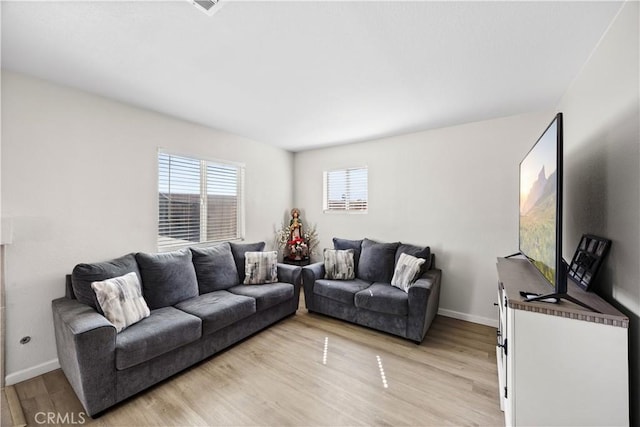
<box><xmin>323</xmin><ymin>167</ymin><xmax>368</xmax><ymax>212</ymax></box>
<box><xmin>158</xmin><ymin>152</ymin><xmax>244</xmax><ymax>250</ymax></box>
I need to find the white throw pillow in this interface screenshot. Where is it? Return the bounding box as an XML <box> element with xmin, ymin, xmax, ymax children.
<box><xmin>323</xmin><ymin>249</ymin><xmax>355</xmax><ymax>280</ymax></box>
<box><xmin>91</xmin><ymin>272</ymin><xmax>150</xmax><ymax>333</ymax></box>
<box><xmin>244</xmin><ymin>251</ymin><xmax>278</xmax><ymax>284</ymax></box>
<box><xmin>391</xmin><ymin>253</ymin><xmax>426</xmax><ymax>293</ymax></box>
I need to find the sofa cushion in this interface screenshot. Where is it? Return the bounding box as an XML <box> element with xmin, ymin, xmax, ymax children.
<box><xmin>391</xmin><ymin>253</ymin><xmax>426</xmax><ymax>293</ymax></box>
<box><xmin>191</xmin><ymin>243</ymin><xmax>240</xmax><ymax>293</ymax></box>
<box><xmin>333</xmin><ymin>238</ymin><xmax>363</xmax><ymax>272</ymax></box>
<box><xmin>395</xmin><ymin>243</ymin><xmax>431</xmax><ymax>272</ymax></box>
<box><xmin>354</xmin><ymin>283</ymin><xmax>409</xmax><ymax>316</ymax></box>
<box><xmin>91</xmin><ymin>272</ymin><xmax>150</xmax><ymax>333</ymax></box>
<box><xmin>115</xmin><ymin>306</ymin><xmax>202</xmax><ymax>370</ymax></box>
<box><xmin>175</xmin><ymin>291</ymin><xmax>256</xmax><ymax>336</ymax></box>
<box><xmin>323</xmin><ymin>249</ymin><xmax>355</xmax><ymax>280</ymax></box>
<box><xmin>243</xmin><ymin>251</ymin><xmax>278</xmax><ymax>285</ymax></box>
<box><xmin>71</xmin><ymin>253</ymin><xmax>140</xmax><ymax>313</ymax></box>
<box><xmin>228</xmin><ymin>283</ymin><xmax>294</xmax><ymax>311</ymax></box>
<box><xmin>313</xmin><ymin>279</ymin><xmax>371</xmax><ymax>305</ymax></box>
<box><xmin>357</xmin><ymin>239</ymin><xmax>400</xmax><ymax>283</ymax></box>
<box><xmin>230</xmin><ymin>242</ymin><xmax>266</xmax><ymax>283</ymax></box>
<box><xmin>136</xmin><ymin>249</ymin><xmax>199</xmax><ymax>309</ymax></box>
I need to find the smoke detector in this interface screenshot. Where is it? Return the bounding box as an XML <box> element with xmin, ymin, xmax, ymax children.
<box><xmin>188</xmin><ymin>0</ymin><xmax>224</xmax><ymax>16</ymax></box>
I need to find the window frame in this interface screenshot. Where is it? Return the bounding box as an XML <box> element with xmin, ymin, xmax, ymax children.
<box><xmin>157</xmin><ymin>150</ymin><xmax>245</xmax><ymax>251</ymax></box>
<box><xmin>322</xmin><ymin>166</ymin><xmax>369</xmax><ymax>214</ymax></box>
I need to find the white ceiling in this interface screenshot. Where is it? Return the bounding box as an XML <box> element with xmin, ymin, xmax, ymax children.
<box><xmin>1</xmin><ymin>1</ymin><xmax>623</xmax><ymax>152</ymax></box>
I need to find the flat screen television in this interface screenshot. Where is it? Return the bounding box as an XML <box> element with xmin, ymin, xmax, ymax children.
<box><xmin>516</xmin><ymin>113</ymin><xmax>597</xmax><ymax>312</ymax></box>
<box><xmin>519</xmin><ymin>113</ymin><xmax>564</xmax><ymax>292</ymax></box>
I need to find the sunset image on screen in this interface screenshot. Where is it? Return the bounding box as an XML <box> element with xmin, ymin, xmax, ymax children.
<box><xmin>519</xmin><ymin>120</ymin><xmax>558</xmax><ymax>285</ymax></box>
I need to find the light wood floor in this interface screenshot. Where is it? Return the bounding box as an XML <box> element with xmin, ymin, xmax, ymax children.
<box><xmin>1</xmin><ymin>388</ymin><xmax>14</xmax><ymax>427</ymax></box>
<box><xmin>9</xmin><ymin>310</ymin><xmax>504</xmax><ymax>426</ymax></box>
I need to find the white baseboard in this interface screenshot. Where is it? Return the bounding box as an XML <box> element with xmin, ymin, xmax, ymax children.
<box><xmin>438</xmin><ymin>308</ymin><xmax>498</xmax><ymax>328</ymax></box>
<box><xmin>5</xmin><ymin>358</ymin><xmax>60</xmax><ymax>386</ymax></box>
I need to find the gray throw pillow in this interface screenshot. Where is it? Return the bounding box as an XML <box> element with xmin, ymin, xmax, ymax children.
<box><xmin>395</xmin><ymin>243</ymin><xmax>431</xmax><ymax>272</ymax></box>
<box><xmin>243</xmin><ymin>251</ymin><xmax>278</xmax><ymax>284</ymax></box>
<box><xmin>357</xmin><ymin>238</ymin><xmax>400</xmax><ymax>283</ymax></box>
<box><xmin>135</xmin><ymin>249</ymin><xmax>199</xmax><ymax>309</ymax></box>
<box><xmin>91</xmin><ymin>272</ymin><xmax>150</xmax><ymax>333</ymax></box>
<box><xmin>191</xmin><ymin>243</ymin><xmax>240</xmax><ymax>293</ymax></box>
<box><xmin>333</xmin><ymin>238</ymin><xmax>363</xmax><ymax>272</ymax></box>
<box><xmin>71</xmin><ymin>253</ymin><xmax>140</xmax><ymax>313</ymax></box>
<box><xmin>323</xmin><ymin>249</ymin><xmax>355</xmax><ymax>280</ymax></box>
<box><xmin>230</xmin><ymin>242</ymin><xmax>266</xmax><ymax>283</ymax></box>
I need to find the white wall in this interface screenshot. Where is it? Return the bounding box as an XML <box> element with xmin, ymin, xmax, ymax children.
<box><xmin>294</xmin><ymin>111</ymin><xmax>553</xmax><ymax>326</ymax></box>
<box><xmin>0</xmin><ymin>71</ymin><xmax>293</xmax><ymax>383</ymax></box>
<box><xmin>557</xmin><ymin>1</ymin><xmax>639</xmax><ymax>424</ymax></box>
<box><xmin>0</xmin><ymin>66</ymin><xmax>4</xmax><ymax>388</ymax></box>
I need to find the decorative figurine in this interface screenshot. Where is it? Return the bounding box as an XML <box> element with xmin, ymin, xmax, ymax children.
<box><xmin>275</xmin><ymin>209</ymin><xmax>318</xmax><ymax>263</ymax></box>
<box><xmin>287</xmin><ymin>208</ymin><xmax>307</xmax><ymax>260</ymax></box>
<box><xmin>289</xmin><ymin>208</ymin><xmax>302</xmax><ymax>241</ymax></box>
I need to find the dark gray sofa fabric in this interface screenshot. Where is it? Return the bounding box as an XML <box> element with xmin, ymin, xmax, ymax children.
<box><xmin>198</xmin><ymin>298</ymin><xmax>298</xmax><ymax>357</ymax></box>
<box><xmin>357</xmin><ymin>239</ymin><xmax>400</xmax><ymax>283</ymax></box>
<box><xmin>228</xmin><ymin>283</ymin><xmax>294</xmax><ymax>311</ymax></box>
<box><xmin>230</xmin><ymin>241</ymin><xmax>265</xmax><ymax>283</ymax></box>
<box><xmin>357</xmin><ymin>309</ymin><xmax>408</xmax><ymax>338</ymax></box>
<box><xmin>302</xmin><ymin>239</ymin><xmax>441</xmax><ymax>343</ymax></box>
<box><xmin>407</xmin><ymin>270</ymin><xmax>441</xmax><ymax>342</ymax></box>
<box><xmin>354</xmin><ymin>283</ymin><xmax>408</xmax><ymax>316</ymax></box>
<box><xmin>190</xmin><ymin>243</ymin><xmax>240</xmax><ymax>293</ymax></box>
<box><xmin>175</xmin><ymin>291</ymin><xmax>256</xmax><ymax>336</ymax></box>
<box><xmin>302</xmin><ymin>261</ymin><xmax>324</xmax><ymax>311</ymax></box>
<box><xmin>71</xmin><ymin>253</ymin><xmax>140</xmax><ymax>313</ymax></box>
<box><xmin>115</xmin><ymin>306</ymin><xmax>202</xmax><ymax>370</ymax></box>
<box><xmin>311</xmin><ymin>294</ymin><xmax>358</xmax><ymax>323</ymax></box>
<box><xmin>52</xmin><ymin>298</ymin><xmax>117</xmax><ymax>416</ymax></box>
<box><xmin>313</xmin><ymin>279</ymin><xmax>371</xmax><ymax>305</ymax></box>
<box><xmin>135</xmin><ymin>249</ymin><xmax>199</xmax><ymax>309</ymax></box>
<box><xmin>53</xmin><ymin>248</ymin><xmax>302</xmax><ymax>417</ymax></box>
<box><xmin>116</xmin><ymin>337</ymin><xmax>203</xmax><ymax>403</ymax></box>
<box><xmin>395</xmin><ymin>243</ymin><xmax>431</xmax><ymax>271</ymax></box>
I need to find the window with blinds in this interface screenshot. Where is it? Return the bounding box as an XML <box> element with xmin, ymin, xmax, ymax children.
<box><xmin>158</xmin><ymin>152</ymin><xmax>244</xmax><ymax>250</ymax></box>
<box><xmin>323</xmin><ymin>167</ymin><xmax>368</xmax><ymax>212</ymax></box>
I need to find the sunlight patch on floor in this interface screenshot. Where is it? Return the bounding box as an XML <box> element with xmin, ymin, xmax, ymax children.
<box><xmin>376</xmin><ymin>355</ymin><xmax>388</xmax><ymax>389</ymax></box>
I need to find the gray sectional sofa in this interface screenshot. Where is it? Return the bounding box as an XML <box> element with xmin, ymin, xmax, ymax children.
<box><xmin>302</xmin><ymin>238</ymin><xmax>441</xmax><ymax>343</ymax></box>
<box><xmin>52</xmin><ymin>242</ymin><xmax>301</xmax><ymax>417</ymax></box>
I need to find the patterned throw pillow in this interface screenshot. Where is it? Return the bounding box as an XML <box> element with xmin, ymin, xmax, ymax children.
<box><xmin>231</xmin><ymin>242</ymin><xmax>266</xmax><ymax>283</ymax></box>
<box><xmin>244</xmin><ymin>251</ymin><xmax>278</xmax><ymax>285</ymax></box>
<box><xmin>391</xmin><ymin>253</ymin><xmax>426</xmax><ymax>293</ymax></box>
<box><xmin>333</xmin><ymin>238</ymin><xmax>363</xmax><ymax>271</ymax></box>
<box><xmin>91</xmin><ymin>272</ymin><xmax>150</xmax><ymax>333</ymax></box>
<box><xmin>323</xmin><ymin>249</ymin><xmax>356</xmax><ymax>280</ymax></box>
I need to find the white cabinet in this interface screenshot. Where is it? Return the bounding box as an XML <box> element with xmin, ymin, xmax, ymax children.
<box><xmin>496</xmin><ymin>257</ymin><xmax>629</xmax><ymax>426</ymax></box>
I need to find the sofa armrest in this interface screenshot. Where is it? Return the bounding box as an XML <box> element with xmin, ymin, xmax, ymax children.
<box><xmin>302</xmin><ymin>262</ymin><xmax>325</xmax><ymax>311</ymax></box>
<box><xmin>277</xmin><ymin>263</ymin><xmax>302</xmax><ymax>287</ymax></box>
<box><xmin>277</xmin><ymin>263</ymin><xmax>303</xmax><ymax>312</ymax></box>
<box><xmin>52</xmin><ymin>297</ymin><xmax>117</xmax><ymax>416</ymax></box>
<box><xmin>407</xmin><ymin>268</ymin><xmax>442</xmax><ymax>342</ymax></box>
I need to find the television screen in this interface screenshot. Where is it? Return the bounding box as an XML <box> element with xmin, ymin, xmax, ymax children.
<box><xmin>519</xmin><ymin>113</ymin><xmax>563</xmax><ymax>289</ymax></box>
